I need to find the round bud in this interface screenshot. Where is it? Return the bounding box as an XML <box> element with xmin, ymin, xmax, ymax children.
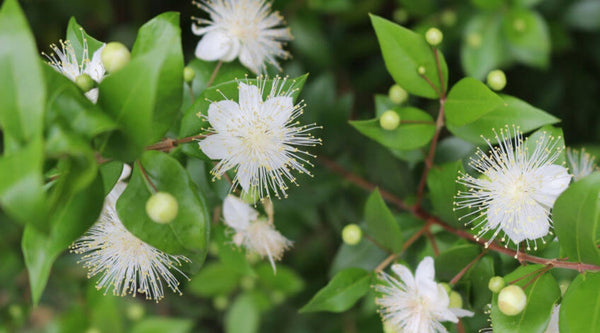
<box><xmin>270</xmin><ymin>291</ymin><xmax>286</xmax><ymax>305</ymax></box>
<box><xmin>488</xmin><ymin>276</ymin><xmax>506</xmax><ymax>293</ymax></box>
<box><xmin>466</xmin><ymin>32</ymin><xmax>482</xmax><ymax>48</ymax></box>
<box><xmin>439</xmin><ymin>282</ymin><xmax>451</xmax><ymax>294</ymax></box>
<box><xmin>342</xmin><ymin>224</ymin><xmax>363</xmax><ymax>245</ymax></box>
<box><xmin>448</xmin><ymin>291</ymin><xmax>463</xmax><ymax>309</ymax></box>
<box><xmin>145</xmin><ymin>192</ymin><xmax>178</xmax><ymax>224</ymax></box>
<box><xmin>183</xmin><ymin>66</ymin><xmax>196</xmax><ymax>83</ymax></box>
<box><xmin>487</xmin><ymin>70</ymin><xmax>507</xmax><ymax>91</ymax></box>
<box><xmin>380</xmin><ymin>110</ymin><xmax>401</xmax><ymax>131</ymax></box>
<box><xmin>388</xmin><ymin>84</ymin><xmax>408</xmax><ymax>104</ymax></box>
<box><xmin>393</xmin><ymin>9</ymin><xmax>408</xmax><ymax>24</ymax></box>
<box><xmin>213</xmin><ymin>296</ymin><xmax>228</xmax><ymax>310</ymax></box>
<box><xmin>126</xmin><ymin>303</ymin><xmax>145</xmax><ymax>321</ymax></box>
<box><xmin>441</xmin><ymin>10</ymin><xmax>457</xmax><ymax>27</ymax></box>
<box><xmin>101</xmin><ymin>42</ymin><xmax>131</xmax><ymax>73</ymax></box>
<box><xmin>417</xmin><ymin>66</ymin><xmax>426</xmax><ymax>75</ymax></box>
<box><xmin>425</xmin><ymin>27</ymin><xmax>443</xmax><ymax>46</ymax></box>
<box><xmin>75</xmin><ymin>74</ymin><xmax>95</xmax><ymax>92</ymax></box>
<box><xmin>240</xmin><ymin>276</ymin><xmax>256</xmax><ymax>291</ymax></box>
<box><xmin>241</xmin><ymin>190</ymin><xmax>260</xmax><ymax>205</ymax></box>
<box><xmin>513</xmin><ymin>18</ymin><xmax>526</xmax><ymax>32</ymax></box>
<box><xmin>498</xmin><ymin>285</ymin><xmax>527</xmax><ymax>316</ymax></box>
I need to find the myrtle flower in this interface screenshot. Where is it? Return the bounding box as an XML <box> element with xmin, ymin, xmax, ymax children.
<box><xmin>71</xmin><ymin>166</ymin><xmax>189</xmax><ymax>302</ymax></box>
<box><xmin>544</xmin><ymin>305</ymin><xmax>560</xmax><ymax>333</ymax></box>
<box><xmin>566</xmin><ymin>148</ymin><xmax>597</xmax><ymax>181</ymax></box>
<box><xmin>198</xmin><ymin>76</ymin><xmax>321</xmax><ymax>199</ymax></box>
<box><xmin>191</xmin><ymin>0</ymin><xmax>292</xmax><ymax>73</ymax></box>
<box><xmin>43</xmin><ymin>38</ymin><xmax>106</xmax><ymax>103</ymax></box>
<box><xmin>222</xmin><ymin>195</ymin><xmax>291</xmax><ymax>271</ymax></box>
<box><xmin>454</xmin><ymin>126</ymin><xmax>571</xmax><ymax>251</ymax></box>
<box><xmin>375</xmin><ymin>257</ymin><xmax>473</xmax><ymax>333</ymax></box>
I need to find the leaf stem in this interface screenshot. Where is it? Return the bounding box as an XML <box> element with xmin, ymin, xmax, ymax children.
<box><xmin>449</xmin><ymin>250</ymin><xmax>488</xmax><ymax>285</ymax></box>
<box><xmin>374</xmin><ymin>222</ymin><xmax>431</xmax><ymax>273</ymax></box>
<box><xmin>206</xmin><ymin>60</ymin><xmax>223</xmax><ymax>88</ymax></box>
<box><xmin>137</xmin><ymin>160</ymin><xmax>157</xmax><ymax>193</ymax></box>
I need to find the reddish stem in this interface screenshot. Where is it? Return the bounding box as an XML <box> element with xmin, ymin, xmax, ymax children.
<box><xmin>449</xmin><ymin>250</ymin><xmax>488</xmax><ymax>285</ymax></box>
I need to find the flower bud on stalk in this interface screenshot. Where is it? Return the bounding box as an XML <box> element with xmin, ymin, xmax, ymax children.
<box><xmin>101</xmin><ymin>42</ymin><xmax>131</xmax><ymax>73</ymax></box>
<box><xmin>498</xmin><ymin>285</ymin><xmax>527</xmax><ymax>316</ymax></box>
<box><xmin>380</xmin><ymin>110</ymin><xmax>401</xmax><ymax>131</ymax></box>
<box><xmin>145</xmin><ymin>192</ymin><xmax>179</xmax><ymax>224</ymax></box>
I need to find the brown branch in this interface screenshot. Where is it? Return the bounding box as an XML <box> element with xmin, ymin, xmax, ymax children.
<box><xmin>449</xmin><ymin>250</ymin><xmax>488</xmax><ymax>285</ymax></box>
<box><xmin>374</xmin><ymin>223</ymin><xmax>430</xmax><ymax>273</ymax></box>
<box><xmin>145</xmin><ymin>134</ymin><xmax>208</xmax><ymax>153</ymax></box>
<box><xmin>206</xmin><ymin>60</ymin><xmax>223</xmax><ymax>88</ymax></box>
<box><xmin>425</xmin><ymin>229</ymin><xmax>440</xmax><ymax>256</ymax></box>
<box><xmin>318</xmin><ymin>157</ymin><xmax>600</xmax><ymax>272</ymax></box>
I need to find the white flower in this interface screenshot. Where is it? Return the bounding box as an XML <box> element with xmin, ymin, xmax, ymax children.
<box><xmin>566</xmin><ymin>148</ymin><xmax>596</xmax><ymax>181</ymax></box>
<box><xmin>454</xmin><ymin>126</ymin><xmax>571</xmax><ymax>250</ymax></box>
<box><xmin>43</xmin><ymin>38</ymin><xmax>106</xmax><ymax>103</ymax></box>
<box><xmin>222</xmin><ymin>195</ymin><xmax>291</xmax><ymax>271</ymax></box>
<box><xmin>71</xmin><ymin>174</ymin><xmax>189</xmax><ymax>302</ymax></box>
<box><xmin>198</xmin><ymin>77</ymin><xmax>321</xmax><ymax>199</ymax></box>
<box><xmin>544</xmin><ymin>304</ymin><xmax>560</xmax><ymax>333</ymax></box>
<box><xmin>375</xmin><ymin>257</ymin><xmax>473</xmax><ymax>333</ymax></box>
<box><xmin>191</xmin><ymin>0</ymin><xmax>292</xmax><ymax>73</ymax></box>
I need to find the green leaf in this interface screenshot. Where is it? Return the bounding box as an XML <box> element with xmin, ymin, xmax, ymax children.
<box><xmin>300</xmin><ymin>268</ymin><xmax>372</xmax><ymax>313</ymax></box>
<box><xmin>435</xmin><ymin>244</ymin><xmax>481</xmax><ymax>281</ymax></box>
<box><xmin>117</xmin><ymin>151</ymin><xmax>209</xmax><ymax>260</ymax></box>
<box><xmin>99</xmin><ymin>12</ymin><xmax>183</xmax><ymax>161</ymax></box>
<box><xmin>256</xmin><ymin>264</ymin><xmax>304</xmax><ymax>296</ymax></box>
<box><xmin>502</xmin><ymin>8</ymin><xmax>550</xmax><ymax>68</ymax></box>
<box><xmin>100</xmin><ymin>161</ymin><xmax>125</xmax><ymax>196</ymax></box>
<box><xmin>565</xmin><ymin>0</ymin><xmax>600</xmax><ymax>31</ymax></box>
<box><xmin>225</xmin><ymin>293</ymin><xmax>261</xmax><ymax>333</ymax></box>
<box><xmin>329</xmin><ymin>238</ymin><xmax>387</xmax><ymax>277</ymax></box>
<box><xmin>427</xmin><ymin>161</ymin><xmax>464</xmax><ymax>228</ymax></box>
<box><xmin>447</xmin><ymin>94</ymin><xmax>560</xmax><ymax>144</ymax></box>
<box><xmin>188</xmin><ymin>262</ymin><xmax>241</xmax><ymax>297</ymax></box>
<box><xmin>65</xmin><ymin>17</ymin><xmax>104</xmax><ymax>61</ymax></box>
<box><xmin>22</xmin><ymin>175</ymin><xmax>104</xmax><ymax>304</ymax></box>
<box><xmin>131</xmin><ymin>318</ymin><xmax>193</xmax><ymax>333</ymax></box>
<box><xmin>444</xmin><ymin>77</ymin><xmax>504</xmax><ymax>127</ymax></box>
<box><xmin>364</xmin><ymin>189</ymin><xmax>403</xmax><ymax>252</ymax></box>
<box><xmin>370</xmin><ymin>14</ymin><xmax>448</xmax><ymax>99</ymax></box>
<box><xmin>350</xmin><ymin>107</ymin><xmax>435</xmax><ymax>150</ymax></box>
<box><xmin>491</xmin><ymin>265</ymin><xmax>560</xmax><ymax>333</ymax></box>
<box><xmin>0</xmin><ymin>0</ymin><xmax>45</xmax><ymax>148</ymax></box>
<box><xmin>560</xmin><ymin>272</ymin><xmax>600</xmax><ymax>332</ymax></box>
<box><xmin>470</xmin><ymin>0</ymin><xmax>505</xmax><ymax>10</ymax></box>
<box><xmin>0</xmin><ymin>138</ymin><xmax>46</xmax><ymax>227</ymax></box>
<box><xmin>553</xmin><ymin>173</ymin><xmax>600</xmax><ymax>266</ymax></box>
<box><xmin>461</xmin><ymin>13</ymin><xmax>508</xmax><ymax>80</ymax></box>
<box><xmin>213</xmin><ymin>224</ymin><xmax>255</xmax><ymax>276</ymax></box>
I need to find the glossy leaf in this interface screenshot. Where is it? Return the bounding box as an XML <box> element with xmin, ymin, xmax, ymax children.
<box><xmin>370</xmin><ymin>14</ymin><xmax>448</xmax><ymax>99</ymax></box>
<box><xmin>461</xmin><ymin>13</ymin><xmax>508</xmax><ymax>80</ymax></box>
<box><xmin>444</xmin><ymin>77</ymin><xmax>504</xmax><ymax>127</ymax></box>
<box><xmin>225</xmin><ymin>293</ymin><xmax>261</xmax><ymax>333</ymax></box>
<box><xmin>364</xmin><ymin>189</ymin><xmax>403</xmax><ymax>253</ymax></box>
<box><xmin>117</xmin><ymin>151</ymin><xmax>209</xmax><ymax>261</ymax></box>
<box><xmin>188</xmin><ymin>262</ymin><xmax>241</xmax><ymax>297</ymax></box>
<box><xmin>491</xmin><ymin>265</ymin><xmax>560</xmax><ymax>333</ymax></box>
<box><xmin>65</xmin><ymin>17</ymin><xmax>104</xmax><ymax>61</ymax></box>
<box><xmin>0</xmin><ymin>0</ymin><xmax>45</xmax><ymax>149</ymax></box>
<box><xmin>502</xmin><ymin>8</ymin><xmax>550</xmax><ymax>68</ymax></box>
<box><xmin>426</xmin><ymin>160</ymin><xmax>464</xmax><ymax>228</ymax></box>
<box><xmin>300</xmin><ymin>268</ymin><xmax>372</xmax><ymax>313</ymax></box>
<box><xmin>565</xmin><ymin>0</ymin><xmax>600</xmax><ymax>31</ymax></box>
<box><xmin>255</xmin><ymin>264</ymin><xmax>304</xmax><ymax>296</ymax></box>
<box><xmin>350</xmin><ymin>107</ymin><xmax>435</xmax><ymax>150</ymax></box>
<box><xmin>435</xmin><ymin>244</ymin><xmax>481</xmax><ymax>281</ymax></box>
<box><xmin>130</xmin><ymin>318</ymin><xmax>193</xmax><ymax>333</ymax></box>
<box><xmin>553</xmin><ymin>173</ymin><xmax>600</xmax><ymax>266</ymax></box>
<box><xmin>560</xmin><ymin>272</ymin><xmax>600</xmax><ymax>332</ymax></box>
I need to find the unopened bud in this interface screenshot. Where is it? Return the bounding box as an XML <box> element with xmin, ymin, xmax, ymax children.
<box><xmin>466</xmin><ymin>32</ymin><xmax>482</xmax><ymax>48</ymax></box>
<box><xmin>498</xmin><ymin>285</ymin><xmax>527</xmax><ymax>316</ymax></box>
<box><xmin>270</xmin><ymin>291</ymin><xmax>286</xmax><ymax>305</ymax></box>
<box><xmin>439</xmin><ymin>282</ymin><xmax>451</xmax><ymax>294</ymax></box>
<box><xmin>145</xmin><ymin>192</ymin><xmax>178</xmax><ymax>224</ymax></box>
<box><xmin>388</xmin><ymin>84</ymin><xmax>408</xmax><ymax>104</ymax></box>
<box><xmin>393</xmin><ymin>9</ymin><xmax>408</xmax><ymax>24</ymax></box>
<box><xmin>441</xmin><ymin>10</ymin><xmax>457</xmax><ymax>27</ymax></box>
<box><xmin>513</xmin><ymin>18</ymin><xmax>526</xmax><ymax>32</ymax></box>
<box><xmin>342</xmin><ymin>224</ymin><xmax>362</xmax><ymax>245</ymax></box>
<box><xmin>425</xmin><ymin>27</ymin><xmax>443</xmax><ymax>46</ymax></box>
<box><xmin>75</xmin><ymin>73</ymin><xmax>95</xmax><ymax>92</ymax></box>
<box><xmin>183</xmin><ymin>66</ymin><xmax>196</xmax><ymax>83</ymax></box>
<box><xmin>101</xmin><ymin>42</ymin><xmax>131</xmax><ymax>73</ymax></box>
<box><xmin>240</xmin><ymin>276</ymin><xmax>256</xmax><ymax>291</ymax></box>
<box><xmin>213</xmin><ymin>296</ymin><xmax>228</xmax><ymax>310</ymax></box>
<box><xmin>487</xmin><ymin>70</ymin><xmax>507</xmax><ymax>91</ymax></box>
<box><xmin>448</xmin><ymin>291</ymin><xmax>463</xmax><ymax>308</ymax></box>
<box><xmin>126</xmin><ymin>303</ymin><xmax>145</xmax><ymax>321</ymax></box>
<box><xmin>380</xmin><ymin>110</ymin><xmax>401</xmax><ymax>131</ymax></box>
<box><xmin>488</xmin><ymin>276</ymin><xmax>506</xmax><ymax>293</ymax></box>
<box><xmin>417</xmin><ymin>66</ymin><xmax>426</xmax><ymax>75</ymax></box>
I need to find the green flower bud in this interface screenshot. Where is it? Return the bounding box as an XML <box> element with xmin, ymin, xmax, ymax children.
<box><xmin>145</xmin><ymin>192</ymin><xmax>179</xmax><ymax>224</ymax></box>
<box><xmin>241</xmin><ymin>189</ymin><xmax>260</xmax><ymax>205</ymax></box>
<box><xmin>126</xmin><ymin>303</ymin><xmax>145</xmax><ymax>321</ymax></box>
<box><xmin>513</xmin><ymin>18</ymin><xmax>526</xmax><ymax>32</ymax></box>
<box><xmin>213</xmin><ymin>296</ymin><xmax>228</xmax><ymax>310</ymax></box>
<box><xmin>101</xmin><ymin>42</ymin><xmax>131</xmax><ymax>73</ymax></box>
<box><xmin>342</xmin><ymin>224</ymin><xmax>362</xmax><ymax>245</ymax></box>
<box><xmin>425</xmin><ymin>27</ymin><xmax>443</xmax><ymax>46</ymax></box>
<box><xmin>183</xmin><ymin>66</ymin><xmax>196</xmax><ymax>83</ymax></box>
<box><xmin>75</xmin><ymin>73</ymin><xmax>95</xmax><ymax>92</ymax></box>
<box><xmin>417</xmin><ymin>66</ymin><xmax>426</xmax><ymax>75</ymax></box>
<box><xmin>380</xmin><ymin>110</ymin><xmax>401</xmax><ymax>131</ymax></box>
<box><xmin>487</xmin><ymin>70</ymin><xmax>507</xmax><ymax>91</ymax></box>
<box><xmin>441</xmin><ymin>10</ymin><xmax>457</xmax><ymax>27</ymax></box>
<box><xmin>439</xmin><ymin>282</ymin><xmax>451</xmax><ymax>294</ymax></box>
<box><xmin>488</xmin><ymin>276</ymin><xmax>506</xmax><ymax>293</ymax></box>
<box><xmin>466</xmin><ymin>32</ymin><xmax>482</xmax><ymax>48</ymax></box>
<box><xmin>393</xmin><ymin>9</ymin><xmax>408</xmax><ymax>24</ymax></box>
<box><xmin>388</xmin><ymin>84</ymin><xmax>408</xmax><ymax>104</ymax></box>
<box><xmin>498</xmin><ymin>285</ymin><xmax>527</xmax><ymax>316</ymax></box>
<box><xmin>240</xmin><ymin>276</ymin><xmax>256</xmax><ymax>291</ymax></box>
<box><xmin>448</xmin><ymin>291</ymin><xmax>463</xmax><ymax>308</ymax></box>
<box><xmin>270</xmin><ymin>291</ymin><xmax>286</xmax><ymax>305</ymax></box>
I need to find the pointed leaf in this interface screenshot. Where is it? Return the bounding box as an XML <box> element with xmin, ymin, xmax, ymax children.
<box><xmin>364</xmin><ymin>189</ymin><xmax>403</xmax><ymax>252</ymax></box>
<box><xmin>300</xmin><ymin>268</ymin><xmax>372</xmax><ymax>313</ymax></box>
<box><xmin>560</xmin><ymin>272</ymin><xmax>600</xmax><ymax>332</ymax></box>
<box><xmin>444</xmin><ymin>77</ymin><xmax>504</xmax><ymax>127</ymax></box>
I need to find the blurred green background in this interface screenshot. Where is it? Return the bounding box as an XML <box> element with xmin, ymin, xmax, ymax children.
<box><xmin>2</xmin><ymin>0</ymin><xmax>600</xmax><ymax>332</ymax></box>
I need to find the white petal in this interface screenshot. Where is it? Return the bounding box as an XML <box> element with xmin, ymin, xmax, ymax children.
<box><xmin>391</xmin><ymin>263</ymin><xmax>415</xmax><ymax>289</ymax></box>
<box><xmin>222</xmin><ymin>195</ymin><xmax>257</xmax><ymax>231</ymax></box>
<box><xmin>194</xmin><ymin>30</ymin><xmax>234</xmax><ymax>61</ymax></box>
<box><xmin>415</xmin><ymin>256</ymin><xmax>435</xmax><ymax>283</ymax></box>
<box><xmin>522</xmin><ymin>204</ymin><xmax>551</xmax><ymax>240</ymax></box>
<box><xmin>239</xmin><ymin>47</ymin><xmax>263</xmax><ymax>74</ymax></box>
<box><xmin>435</xmin><ymin>308</ymin><xmax>460</xmax><ymax>323</ymax></box>
<box><xmin>533</xmin><ymin>165</ymin><xmax>571</xmax><ymax>207</ymax></box>
<box><xmin>262</xmin><ymin>96</ymin><xmax>293</xmax><ymax>128</ymax></box>
<box><xmin>85</xmin><ymin>88</ymin><xmax>99</xmax><ymax>103</ymax></box>
<box><xmin>236</xmin><ymin>166</ymin><xmax>254</xmax><ymax>192</ymax></box>
<box><xmin>119</xmin><ymin>164</ymin><xmax>132</xmax><ymax>181</ymax></box>
<box><xmin>199</xmin><ymin>134</ymin><xmax>239</xmax><ymax>160</ymax></box>
<box><xmin>449</xmin><ymin>308</ymin><xmax>474</xmax><ymax>318</ymax></box>
<box><xmin>221</xmin><ymin>38</ymin><xmax>241</xmax><ymax>62</ymax></box>
<box><xmin>238</xmin><ymin>83</ymin><xmax>262</xmax><ymax>113</ymax></box>
<box><xmin>192</xmin><ymin>23</ymin><xmax>214</xmax><ymax>36</ymax></box>
<box><xmin>85</xmin><ymin>44</ymin><xmax>106</xmax><ymax>82</ymax></box>
<box><xmin>207</xmin><ymin>100</ymin><xmax>242</xmax><ymax>133</ymax></box>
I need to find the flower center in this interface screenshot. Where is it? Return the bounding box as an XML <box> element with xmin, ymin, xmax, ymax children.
<box><xmin>503</xmin><ymin>175</ymin><xmax>529</xmax><ymax>204</ymax></box>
